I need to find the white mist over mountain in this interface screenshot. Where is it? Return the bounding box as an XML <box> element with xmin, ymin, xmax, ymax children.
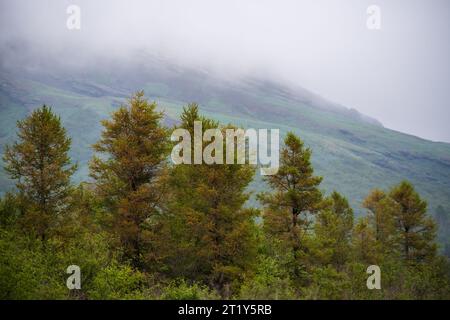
<box><xmin>1</xmin><ymin>0</ymin><xmax>449</xmax><ymax>142</ymax></box>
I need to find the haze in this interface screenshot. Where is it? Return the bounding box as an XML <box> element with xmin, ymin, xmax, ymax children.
<box><xmin>1</xmin><ymin>0</ymin><xmax>449</xmax><ymax>142</ymax></box>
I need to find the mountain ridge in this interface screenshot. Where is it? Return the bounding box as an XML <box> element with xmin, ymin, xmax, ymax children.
<box><xmin>1</xmin><ymin>58</ymin><xmax>450</xmax><ymax>219</ymax></box>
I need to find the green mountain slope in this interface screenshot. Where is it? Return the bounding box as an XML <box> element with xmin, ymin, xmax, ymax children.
<box><xmin>1</xmin><ymin>61</ymin><xmax>450</xmax><ymax>218</ymax></box>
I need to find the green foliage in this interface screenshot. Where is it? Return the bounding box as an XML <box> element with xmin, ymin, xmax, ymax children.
<box><xmin>1</xmin><ymin>99</ymin><xmax>449</xmax><ymax>300</ymax></box>
<box><xmin>3</xmin><ymin>105</ymin><xmax>76</xmax><ymax>239</ymax></box>
<box><xmin>0</xmin><ymin>229</ymin><xmax>67</xmax><ymax>299</ymax></box>
<box><xmin>0</xmin><ymin>192</ymin><xmax>21</xmax><ymax>227</ymax></box>
<box><xmin>258</xmin><ymin>132</ymin><xmax>323</xmax><ymax>284</ymax></box>
<box><xmin>389</xmin><ymin>181</ymin><xmax>437</xmax><ymax>262</ymax></box>
<box><xmin>90</xmin><ymin>91</ymin><xmax>171</xmax><ymax>268</ymax></box>
<box><xmin>0</xmin><ymin>226</ymin><xmax>114</xmax><ymax>300</ymax></box>
<box><xmin>160</xmin><ymin>279</ymin><xmax>219</xmax><ymax>300</ymax></box>
<box><xmin>312</xmin><ymin>192</ymin><xmax>354</xmax><ymax>269</ymax></box>
<box><xmin>303</xmin><ymin>266</ymin><xmax>351</xmax><ymax>300</ymax></box>
<box><xmin>238</xmin><ymin>256</ymin><xmax>296</xmax><ymax>300</ymax></box>
<box><xmin>156</xmin><ymin>105</ymin><xmax>258</xmax><ymax>298</ymax></box>
<box><xmin>87</xmin><ymin>264</ymin><xmax>146</xmax><ymax>300</ymax></box>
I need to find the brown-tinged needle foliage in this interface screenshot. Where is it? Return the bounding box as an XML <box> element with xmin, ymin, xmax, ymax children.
<box><xmin>1</xmin><ymin>92</ymin><xmax>449</xmax><ymax>300</ymax></box>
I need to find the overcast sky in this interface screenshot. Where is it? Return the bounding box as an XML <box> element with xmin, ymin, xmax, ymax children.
<box><xmin>1</xmin><ymin>0</ymin><xmax>449</xmax><ymax>142</ymax></box>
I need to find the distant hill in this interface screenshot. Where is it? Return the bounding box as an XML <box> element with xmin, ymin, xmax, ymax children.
<box><xmin>1</xmin><ymin>57</ymin><xmax>450</xmax><ymax>220</ymax></box>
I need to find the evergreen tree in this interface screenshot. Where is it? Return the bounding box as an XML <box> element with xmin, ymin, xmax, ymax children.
<box><xmin>258</xmin><ymin>132</ymin><xmax>323</xmax><ymax>283</ymax></box>
<box><xmin>90</xmin><ymin>91</ymin><xmax>170</xmax><ymax>268</ymax></box>
<box><xmin>389</xmin><ymin>181</ymin><xmax>437</xmax><ymax>262</ymax></box>
<box><xmin>352</xmin><ymin>216</ymin><xmax>378</xmax><ymax>264</ymax></box>
<box><xmin>313</xmin><ymin>191</ymin><xmax>354</xmax><ymax>270</ymax></box>
<box><xmin>2</xmin><ymin>95</ymin><xmax>450</xmax><ymax>300</ymax></box>
<box><xmin>159</xmin><ymin>104</ymin><xmax>257</xmax><ymax>297</ymax></box>
<box><xmin>362</xmin><ymin>189</ymin><xmax>398</xmax><ymax>258</ymax></box>
<box><xmin>3</xmin><ymin>105</ymin><xmax>76</xmax><ymax>240</ymax></box>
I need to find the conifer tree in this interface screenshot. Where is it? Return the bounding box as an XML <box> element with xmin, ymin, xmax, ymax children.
<box><xmin>258</xmin><ymin>132</ymin><xmax>322</xmax><ymax>256</ymax></box>
<box><xmin>362</xmin><ymin>189</ymin><xmax>398</xmax><ymax>257</ymax></box>
<box><xmin>389</xmin><ymin>181</ymin><xmax>437</xmax><ymax>262</ymax></box>
<box><xmin>313</xmin><ymin>191</ymin><xmax>353</xmax><ymax>270</ymax></box>
<box><xmin>258</xmin><ymin>132</ymin><xmax>323</xmax><ymax>285</ymax></box>
<box><xmin>3</xmin><ymin>105</ymin><xmax>76</xmax><ymax>240</ymax></box>
<box><xmin>352</xmin><ymin>216</ymin><xmax>378</xmax><ymax>264</ymax></box>
<box><xmin>160</xmin><ymin>104</ymin><xmax>257</xmax><ymax>297</ymax></box>
<box><xmin>90</xmin><ymin>91</ymin><xmax>170</xmax><ymax>268</ymax></box>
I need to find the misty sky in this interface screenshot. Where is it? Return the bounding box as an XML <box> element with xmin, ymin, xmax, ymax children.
<box><xmin>1</xmin><ymin>0</ymin><xmax>449</xmax><ymax>142</ymax></box>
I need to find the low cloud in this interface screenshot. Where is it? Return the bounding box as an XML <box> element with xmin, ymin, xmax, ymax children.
<box><xmin>1</xmin><ymin>0</ymin><xmax>450</xmax><ymax>142</ymax></box>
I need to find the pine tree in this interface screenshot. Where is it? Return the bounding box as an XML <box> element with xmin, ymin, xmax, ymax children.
<box><xmin>160</xmin><ymin>104</ymin><xmax>257</xmax><ymax>297</ymax></box>
<box><xmin>389</xmin><ymin>181</ymin><xmax>437</xmax><ymax>262</ymax></box>
<box><xmin>90</xmin><ymin>91</ymin><xmax>171</xmax><ymax>268</ymax></box>
<box><xmin>3</xmin><ymin>105</ymin><xmax>76</xmax><ymax>240</ymax></box>
<box><xmin>258</xmin><ymin>132</ymin><xmax>323</xmax><ymax>281</ymax></box>
<box><xmin>362</xmin><ymin>188</ymin><xmax>398</xmax><ymax>256</ymax></box>
<box><xmin>352</xmin><ymin>216</ymin><xmax>378</xmax><ymax>264</ymax></box>
<box><xmin>313</xmin><ymin>191</ymin><xmax>354</xmax><ymax>270</ymax></box>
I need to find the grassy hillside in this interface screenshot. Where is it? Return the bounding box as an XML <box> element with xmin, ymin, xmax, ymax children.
<box><xmin>1</xmin><ymin>62</ymin><xmax>450</xmax><ymax>218</ymax></box>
